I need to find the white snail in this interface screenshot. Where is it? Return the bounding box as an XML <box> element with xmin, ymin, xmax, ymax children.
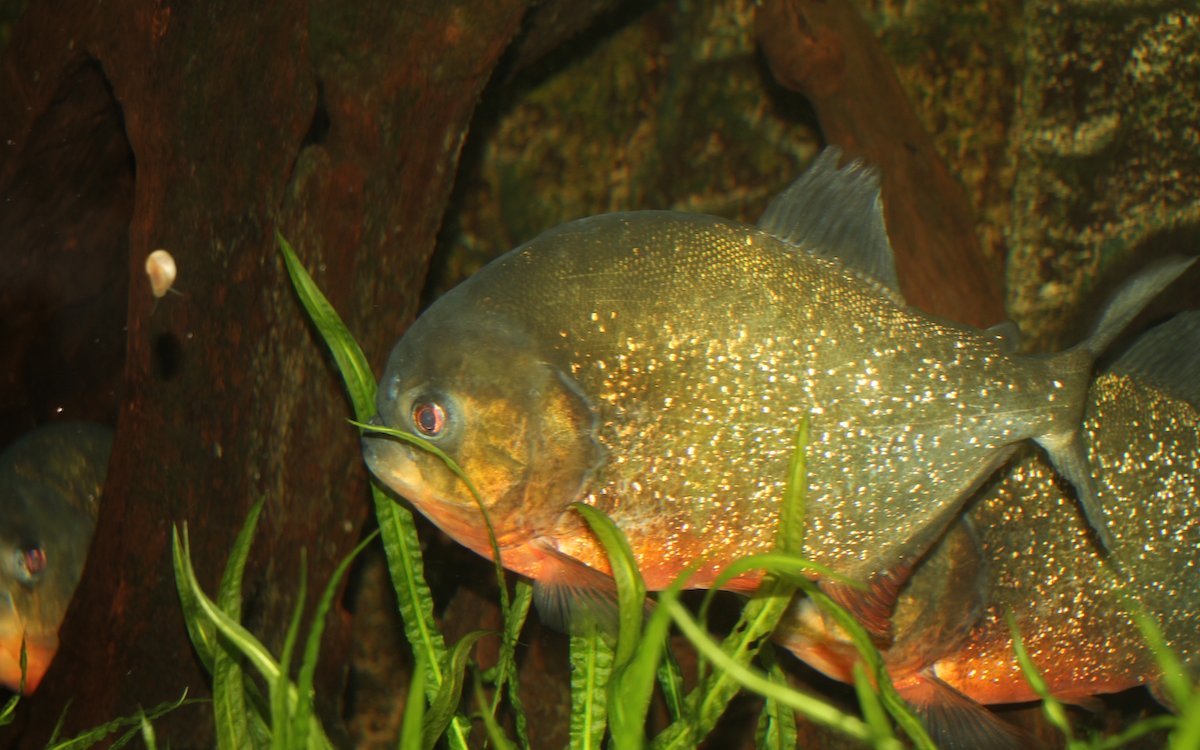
<box><xmin>145</xmin><ymin>249</ymin><xmax>177</xmax><ymax>298</ymax></box>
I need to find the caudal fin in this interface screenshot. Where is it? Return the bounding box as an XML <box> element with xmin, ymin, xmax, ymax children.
<box><xmin>1077</xmin><ymin>256</ymin><xmax>1195</xmax><ymax>359</ymax></box>
<box><xmin>1037</xmin><ymin>255</ymin><xmax>1195</xmax><ymax>551</ymax></box>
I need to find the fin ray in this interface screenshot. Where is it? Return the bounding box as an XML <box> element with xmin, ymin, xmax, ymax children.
<box><xmin>1111</xmin><ymin>310</ymin><xmax>1200</xmax><ymax>407</ymax></box>
<box><xmin>530</xmin><ymin>541</ymin><xmax>622</xmax><ymax>637</ymax></box>
<box><xmin>758</xmin><ymin>148</ymin><xmax>902</xmax><ymax>298</ymax></box>
<box><xmin>899</xmin><ymin>672</ymin><xmax>1036</xmax><ymax>750</ymax></box>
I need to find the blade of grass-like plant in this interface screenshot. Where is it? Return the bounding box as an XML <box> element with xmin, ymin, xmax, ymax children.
<box><xmin>277</xmin><ymin>235</ymin><xmax>471</xmax><ymax>747</ymax></box>
<box><xmin>754</xmin><ymin>647</ymin><xmax>798</xmax><ymax>750</ymax></box>
<box><xmin>138</xmin><ymin>710</ymin><xmax>157</xmax><ymax>750</ymax></box>
<box><xmin>174</xmin><ymin>536</ymin><xmax>217</xmax><ymax>673</ymax></box>
<box><xmin>572</xmin><ymin>503</ymin><xmax>646</xmax><ymax>669</ymax></box>
<box><xmin>292</xmin><ymin>530</ymin><xmax>380</xmax><ymax>747</ymax></box>
<box><xmin>777</xmin><ymin>417</ymin><xmax>809</xmax><ymax>555</ymax></box>
<box><xmin>609</xmin><ymin>590</ymin><xmax>681</xmax><ymax>750</ymax></box>
<box><xmin>696</xmin><ymin>579</ymin><xmax>795</xmax><ymax>731</ymax></box>
<box><xmin>277</xmin><ymin>232</ymin><xmax>376</xmax><ymax>417</ymax></box>
<box><xmin>272</xmin><ymin>556</ymin><xmax>308</xmax><ymax>750</ymax></box>
<box><xmin>211</xmin><ymin>497</ymin><xmax>266</xmax><ymax>749</ymax></box>
<box><xmin>1007</xmin><ymin>611</ymin><xmax>1077</xmax><ymax>747</ymax></box>
<box><xmin>356</xmin><ymin>422</ymin><xmax>516</xmax><ymax>745</ymax></box>
<box><xmin>656</xmin><ymin>648</ymin><xmax>687</xmax><ymax>724</ymax></box>
<box><xmin>0</xmin><ymin>644</ymin><xmax>24</xmax><ymax>726</ymax></box>
<box><xmin>573</xmin><ymin>502</ymin><xmax>664</xmax><ymax>749</ymax></box>
<box><xmin>423</xmin><ymin>630</ymin><xmax>492</xmax><ymax>749</ymax></box>
<box><xmin>172</xmin><ymin>525</ymin><xmax>334</xmax><ymax>749</ymax></box>
<box><xmin>474</xmin><ymin>673</ymin><xmax>520</xmax><ymax>750</ymax></box>
<box><xmin>797</xmin><ymin>580</ymin><xmax>927</xmax><ymax>749</ymax></box>
<box><xmin>660</xmin><ymin>421</ymin><xmax>811</xmax><ymax>747</ymax></box>
<box><xmin>570</xmin><ymin>628</ymin><xmax>614</xmax><ymax>750</ymax></box>
<box><xmin>493</xmin><ymin>579</ymin><xmax>534</xmax><ymax>749</ymax></box>
<box><xmin>399</xmin><ymin>656</ymin><xmax>428</xmax><ymax>750</ymax></box>
<box><xmin>0</xmin><ymin>693</ymin><xmax>17</xmax><ymax>727</ymax></box>
<box><xmin>1131</xmin><ymin>608</ymin><xmax>1191</xmax><ymax>710</ymax></box>
<box><xmin>1169</xmin><ymin>691</ymin><xmax>1200</xmax><ymax>750</ymax></box>
<box><xmin>46</xmin><ymin>691</ymin><xmax>191</xmax><ymax>750</ymax></box>
<box><xmin>657</xmin><ymin>593</ymin><xmax>872</xmax><ymax>746</ymax></box>
<box><xmin>852</xmin><ymin>662</ymin><xmax>902</xmax><ymax>750</ymax></box>
<box><xmin>1094</xmin><ymin>715</ymin><xmax>1175</xmax><ymax>750</ymax></box>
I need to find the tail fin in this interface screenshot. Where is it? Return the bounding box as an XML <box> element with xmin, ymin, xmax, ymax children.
<box><xmin>1076</xmin><ymin>256</ymin><xmax>1195</xmax><ymax>359</ymax></box>
<box><xmin>1036</xmin><ymin>255</ymin><xmax>1195</xmax><ymax>552</ymax></box>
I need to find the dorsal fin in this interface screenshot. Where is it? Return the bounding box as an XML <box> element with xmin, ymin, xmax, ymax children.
<box><xmin>1111</xmin><ymin>310</ymin><xmax>1200</xmax><ymax>407</ymax></box>
<box><xmin>758</xmin><ymin>148</ymin><xmax>902</xmax><ymax>298</ymax></box>
<box><xmin>986</xmin><ymin>320</ymin><xmax>1023</xmax><ymax>353</ymax></box>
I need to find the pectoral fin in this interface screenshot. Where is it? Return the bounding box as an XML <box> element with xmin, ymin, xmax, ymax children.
<box><xmin>530</xmin><ymin>540</ymin><xmax>623</xmax><ymax>637</ymax></box>
<box><xmin>820</xmin><ymin>559</ymin><xmax>914</xmax><ymax>647</ymax></box>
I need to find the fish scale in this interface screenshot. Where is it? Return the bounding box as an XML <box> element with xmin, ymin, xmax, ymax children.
<box><xmin>363</xmin><ymin>150</ymin><xmax>1189</xmax><ymax>637</ymax></box>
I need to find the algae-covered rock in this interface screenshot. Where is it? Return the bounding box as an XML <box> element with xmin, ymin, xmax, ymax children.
<box><xmin>431</xmin><ymin>0</ymin><xmax>822</xmax><ymax>298</ymax></box>
<box><xmin>1008</xmin><ymin>2</ymin><xmax>1200</xmax><ymax>349</ymax></box>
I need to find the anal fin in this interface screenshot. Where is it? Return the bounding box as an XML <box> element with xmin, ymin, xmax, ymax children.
<box><xmin>1036</xmin><ymin>430</ymin><xmax>1117</xmax><ymax>553</ymax></box>
<box><xmin>899</xmin><ymin>672</ymin><xmax>1037</xmax><ymax>750</ymax></box>
<box><xmin>530</xmin><ymin>540</ymin><xmax>624</xmax><ymax>637</ymax></box>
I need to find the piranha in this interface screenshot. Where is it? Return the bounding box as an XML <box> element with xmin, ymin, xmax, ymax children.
<box><xmin>0</xmin><ymin>422</ymin><xmax>111</xmax><ymax>692</ymax></box>
<box><xmin>778</xmin><ymin>311</ymin><xmax>1200</xmax><ymax>748</ymax></box>
<box><xmin>362</xmin><ymin>149</ymin><xmax>1191</xmax><ymax>635</ymax></box>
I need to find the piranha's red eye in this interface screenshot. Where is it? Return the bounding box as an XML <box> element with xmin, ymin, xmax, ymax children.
<box><xmin>15</xmin><ymin>546</ymin><xmax>46</xmax><ymax>584</ymax></box>
<box><xmin>412</xmin><ymin>400</ymin><xmax>447</xmax><ymax>437</ymax></box>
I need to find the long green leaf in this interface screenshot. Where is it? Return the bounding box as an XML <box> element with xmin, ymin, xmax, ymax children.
<box><xmin>399</xmin><ymin>656</ymin><xmax>428</xmax><ymax>750</ymax></box>
<box><xmin>569</xmin><ymin>629</ymin><xmax>614</xmax><ymax>750</ymax></box>
<box><xmin>1170</xmin><ymin>691</ymin><xmax>1200</xmax><ymax>750</ymax></box>
<box><xmin>778</xmin><ymin>418</ymin><xmax>810</xmax><ymax>555</ymax></box>
<box><xmin>474</xmin><ymin>673</ymin><xmax>520</xmax><ymax>750</ymax></box>
<box><xmin>572</xmin><ymin>503</ymin><xmax>646</xmax><ymax>669</ymax></box>
<box><xmin>277</xmin><ymin>232</ymin><xmax>375</xmax><ymax>417</ymax></box>
<box><xmin>754</xmin><ymin>648</ymin><xmax>798</xmax><ymax>750</ymax></box>
<box><xmin>852</xmin><ymin>662</ymin><xmax>901</xmax><ymax>750</ymax></box>
<box><xmin>495</xmin><ymin>579</ymin><xmax>534</xmax><ymax>749</ymax></box>
<box><xmin>798</xmin><ymin>580</ymin><xmax>929</xmax><ymax>748</ymax></box>
<box><xmin>292</xmin><ymin>530</ymin><xmax>380</xmax><ymax>747</ymax></box>
<box><xmin>655</xmin><ymin>647</ymin><xmax>687</xmax><ymax>725</ymax></box>
<box><xmin>1008</xmin><ymin>611</ymin><xmax>1076</xmax><ymax>745</ymax></box>
<box><xmin>46</xmin><ymin>691</ymin><xmax>191</xmax><ymax>750</ymax></box>
<box><xmin>212</xmin><ymin>497</ymin><xmax>266</xmax><ymax>749</ymax></box>
<box><xmin>172</xmin><ymin>525</ymin><xmax>333</xmax><ymax>749</ymax></box>
<box><xmin>271</xmin><ymin>556</ymin><xmax>308</xmax><ymax>750</ymax></box>
<box><xmin>573</xmin><ymin>503</ymin><xmax>665</xmax><ymax>750</ymax></box>
<box><xmin>423</xmin><ymin>630</ymin><xmax>492</xmax><ymax>749</ymax></box>
<box><xmin>278</xmin><ymin>234</ymin><xmax>471</xmax><ymax>747</ymax></box>
<box><xmin>659</xmin><ymin>594</ymin><xmax>872</xmax><ymax>744</ymax></box>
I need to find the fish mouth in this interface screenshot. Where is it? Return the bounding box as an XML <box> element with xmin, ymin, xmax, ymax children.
<box><xmin>361</xmin><ymin>425</ymin><xmax>419</xmax><ymax>496</ymax></box>
<box><xmin>0</xmin><ymin>632</ymin><xmax>55</xmax><ymax>693</ymax></box>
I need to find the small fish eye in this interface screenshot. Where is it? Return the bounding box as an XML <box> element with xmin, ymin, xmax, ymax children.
<box><xmin>15</xmin><ymin>546</ymin><xmax>46</xmax><ymax>585</ymax></box>
<box><xmin>411</xmin><ymin>400</ymin><xmax>448</xmax><ymax>438</ymax></box>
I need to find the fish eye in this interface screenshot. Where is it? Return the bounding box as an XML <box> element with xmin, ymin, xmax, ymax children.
<box><xmin>12</xmin><ymin>545</ymin><xmax>46</xmax><ymax>586</ymax></box>
<box><xmin>411</xmin><ymin>398</ymin><xmax>449</xmax><ymax>438</ymax></box>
